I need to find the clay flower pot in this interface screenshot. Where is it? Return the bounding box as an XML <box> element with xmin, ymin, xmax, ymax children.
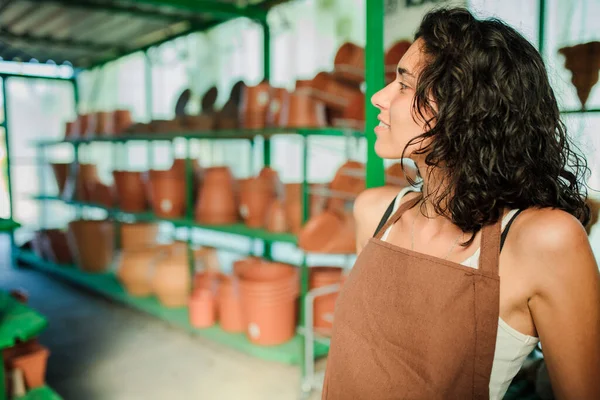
<box><xmin>151</xmin><ymin>246</ymin><xmax>191</xmax><ymax>308</ymax></box>
<box><xmin>559</xmin><ymin>41</ymin><xmax>600</xmax><ymax>109</ymax></box>
<box><xmin>240</xmin><ymin>82</ymin><xmax>272</xmax><ymax>129</ymax></box>
<box><xmin>113</xmin><ymin>110</ymin><xmax>133</xmax><ymax>134</ymax></box>
<box><xmin>309</xmin><ymin>72</ymin><xmax>362</xmax><ymax>111</ymax></box>
<box><xmin>120</xmin><ymin>222</ymin><xmax>159</xmax><ymax>250</ymax></box>
<box><xmin>44</xmin><ymin>229</ymin><xmax>73</xmax><ymax>265</ymax></box>
<box><xmin>195</xmin><ymin>166</ymin><xmax>238</xmax><ymax>224</ymax></box>
<box><xmin>67</xmin><ymin>219</ymin><xmax>115</xmax><ymax>273</ymax></box>
<box><xmin>298</xmin><ymin>210</ymin><xmax>350</xmax><ymax>253</ymax></box>
<box><xmin>267</xmin><ymin>88</ymin><xmax>290</xmax><ymax>128</ymax></box>
<box><xmin>113</xmin><ymin>171</ymin><xmax>148</xmax><ymax>212</ymax></box>
<box><xmin>265</xmin><ymin>199</ymin><xmax>288</xmax><ymax>233</ymax></box>
<box><xmin>117</xmin><ymin>247</ymin><xmax>164</xmax><ymax>296</ymax></box>
<box><xmin>333</xmin><ymin>42</ymin><xmax>365</xmax><ymax>85</ymax></box>
<box><xmin>310</xmin><ymin>267</ymin><xmax>343</xmax><ymax>330</ymax></box>
<box><xmin>327</xmin><ymin>160</ymin><xmax>365</xmax><ymax>213</ymax></box>
<box><xmin>284</xmin><ymin>183</ymin><xmax>328</xmax><ymax>234</ymax></box>
<box><xmin>62</xmin><ymin>163</ymin><xmax>99</xmax><ymax>202</ymax></box>
<box><xmin>149</xmin><ymin>170</ymin><xmax>186</xmax><ymax>218</ymax></box>
<box><xmin>51</xmin><ymin>162</ymin><xmax>70</xmax><ymax>196</ymax></box>
<box><xmin>218</xmin><ymin>275</ymin><xmax>245</xmax><ymax>333</ymax></box>
<box><xmin>279</xmin><ymin>91</ymin><xmax>327</xmax><ymax>128</ymax></box>
<box><xmin>8</xmin><ymin>342</ymin><xmax>50</xmax><ymax>389</ymax></box>
<box><xmin>239</xmin><ymin>178</ymin><xmax>276</xmax><ymax>228</ymax></box>
<box><xmin>385</xmin><ymin>40</ymin><xmax>412</xmax><ymax>83</ymax></box>
<box><xmin>189</xmin><ymin>289</ymin><xmax>216</xmax><ymax>328</ymax></box>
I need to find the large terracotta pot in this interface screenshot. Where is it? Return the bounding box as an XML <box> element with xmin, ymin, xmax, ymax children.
<box><xmin>113</xmin><ymin>171</ymin><xmax>148</xmax><ymax>212</ymax></box>
<box><xmin>120</xmin><ymin>222</ymin><xmax>159</xmax><ymax>250</ymax></box>
<box><xmin>297</xmin><ymin>210</ymin><xmax>350</xmax><ymax>253</ymax></box>
<box><xmin>67</xmin><ymin>220</ymin><xmax>115</xmax><ymax>273</ymax></box>
<box><xmin>240</xmin><ymin>82</ymin><xmax>272</xmax><ymax>129</ymax></box>
<box><xmin>117</xmin><ymin>247</ymin><xmax>165</xmax><ymax>296</ymax></box>
<box><xmin>151</xmin><ymin>245</ymin><xmax>191</xmax><ymax>308</ymax></box>
<box><xmin>333</xmin><ymin>42</ymin><xmax>365</xmax><ymax>85</ymax></box>
<box><xmin>218</xmin><ymin>275</ymin><xmax>245</xmax><ymax>333</ymax></box>
<box><xmin>559</xmin><ymin>41</ymin><xmax>600</xmax><ymax>108</ymax></box>
<box><xmin>195</xmin><ymin>166</ymin><xmax>238</xmax><ymax>224</ymax></box>
<box><xmin>279</xmin><ymin>91</ymin><xmax>327</xmax><ymax>128</ymax></box>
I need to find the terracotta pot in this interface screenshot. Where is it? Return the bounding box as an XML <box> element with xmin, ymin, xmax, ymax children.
<box><xmin>559</xmin><ymin>41</ymin><xmax>600</xmax><ymax>108</ymax></box>
<box><xmin>117</xmin><ymin>247</ymin><xmax>164</xmax><ymax>296</ymax></box>
<box><xmin>239</xmin><ymin>177</ymin><xmax>277</xmax><ymax>228</ymax></box>
<box><xmin>385</xmin><ymin>40</ymin><xmax>412</xmax><ymax>83</ymax></box>
<box><xmin>44</xmin><ymin>229</ymin><xmax>73</xmax><ymax>265</ymax></box>
<box><xmin>239</xmin><ymin>262</ymin><xmax>298</xmax><ymax>294</ymax></box>
<box><xmin>195</xmin><ymin>166</ymin><xmax>238</xmax><ymax>224</ymax></box>
<box><xmin>51</xmin><ymin>162</ymin><xmax>70</xmax><ymax>196</ymax></box>
<box><xmin>149</xmin><ymin>171</ymin><xmax>186</xmax><ymax>218</ymax></box>
<box><xmin>77</xmin><ymin>114</ymin><xmax>91</xmax><ymax>138</ymax></box>
<box><xmin>182</xmin><ymin>115</ymin><xmax>214</xmax><ymax>131</ymax></box>
<box><xmin>94</xmin><ymin>111</ymin><xmax>110</xmax><ymax>136</ymax></box>
<box><xmin>8</xmin><ymin>342</ymin><xmax>50</xmax><ymax>389</ymax></box>
<box><xmin>267</xmin><ymin>88</ymin><xmax>290</xmax><ymax>128</ymax></box>
<box><xmin>280</xmin><ymin>91</ymin><xmax>327</xmax><ymax>128</ymax></box>
<box><xmin>334</xmin><ymin>92</ymin><xmax>365</xmax><ymax>131</ymax></box>
<box><xmin>113</xmin><ymin>171</ymin><xmax>148</xmax><ymax>212</ymax></box>
<box><xmin>240</xmin><ymin>82</ymin><xmax>272</xmax><ymax>129</ymax></box>
<box><xmin>201</xmin><ymin>86</ymin><xmax>219</xmax><ymax>113</ymax></box>
<box><xmin>284</xmin><ymin>183</ymin><xmax>328</xmax><ymax>234</ymax></box>
<box><xmin>67</xmin><ymin>220</ymin><xmax>115</xmax><ymax>273</ymax></box>
<box><xmin>320</xmin><ymin>212</ymin><xmax>356</xmax><ymax>254</ymax></box>
<box><xmin>298</xmin><ymin>210</ymin><xmax>346</xmax><ymax>253</ymax></box>
<box><xmin>328</xmin><ymin>160</ymin><xmax>365</xmax><ymax>213</ymax></box>
<box><xmin>86</xmin><ymin>181</ymin><xmax>117</xmax><ymax>208</ymax></box>
<box><xmin>233</xmin><ymin>257</ymin><xmax>263</xmax><ymax>277</ymax></box>
<box><xmin>266</xmin><ymin>199</ymin><xmax>288</xmax><ymax>233</ymax></box>
<box><xmin>333</xmin><ymin>42</ymin><xmax>365</xmax><ymax>85</ymax></box>
<box><xmin>216</xmin><ymin>81</ymin><xmax>246</xmax><ymax>130</ymax></box>
<box><xmin>189</xmin><ymin>289</ymin><xmax>216</xmax><ymax>328</ymax></box>
<box><xmin>310</xmin><ymin>267</ymin><xmax>343</xmax><ymax>329</ymax></box>
<box><xmin>63</xmin><ymin>163</ymin><xmax>99</xmax><ymax>202</ymax></box>
<box><xmin>120</xmin><ymin>222</ymin><xmax>159</xmax><ymax>250</ymax></box>
<box><xmin>64</xmin><ymin>121</ymin><xmax>76</xmax><ymax>139</ymax></box>
<box><xmin>113</xmin><ymin>110</ymin><xmax>133</xmax><ymax>134</ymax></box>
<box><xmin>309</xmin><ymin>72</ymin><xmax>362</xmax><ymax>111</ymax></box>
<box><xmin>218</xmin><ymin>275</ymin><xmax>245</xmax><ymax>333</ymax></box>
<box><xmin>152</xmin><ymin>246</ymin><xmax>191</xmax><ymax>308</ymax></box>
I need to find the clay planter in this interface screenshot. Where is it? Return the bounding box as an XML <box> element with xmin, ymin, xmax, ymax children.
<box><xmin>298</xmin><ymin>210</ymin><xmax>349</xmax><ymax>253</ymax></box>
<box><xmin>559</xmin><ymin>41</ymin><xmax>600</xmax><ymax>108</ymax></box>
<box><xmin>266</xmin><ymin>199</ymin><xmax>288</xmax><ymax>233</ymax></box>
<box><xmin>309</xmin><ymin>72</ymin><xmax>362</xmax><ymax>111</ymax></box>
<box><xmin>195</xmin><ymin>166</ymin><xmax>238</xmax><ymax>224</ymax></box>
<box><xmin>77</xmin><ymin>114</ymin><xmax>91</xmax><ymax>138</ymax></box>
<box><xmin>218</xmin><ymin>275</ymin><xmax>245</xmax><ymax>333</ymax></box>
<box><xmin>189</xmin><ymin>289</ymin><xmax>217</xmax><ymax>328</ymax></box>
<box><xmin>7</xmin><ymin>342</ymin><xmax>50</xmax><ymax>389</ymax></box>
<box><xmin>117</xmin><ymin>247</ymin><xmax>164</xmax><ymax>296</ymax></box>
<box><xmin>239</xmin><ymin>178</ymin><xmax>276</xmax><ymax>228</ymax></box>
<box><xmin>51</xmin><ymin>163</ymin><xmax>70</xmax><ymax>196</ymax></box>
<box><xmin>113</xmin><ymin>171</ymin><xmax>148</xmax><ymax>212</ymax></box>
<box><xmin>120</xmin><ymin>222</ymin><xmax>159</xmax><ymax>250</ymax></box>
<box><xmin>64</xmin><ymin>121</ymin><xmax>76</xmax><ymax>139</ymax></box>
<box><xmin>44</xmin><ymin>229</ymin><xmax>73</xmax><ymax>265</ymax></box>
<box><xmin>233</xmin><ymin>257</ymin><xmax>263</xmax><ymax>277</ymax></box>
<box><xmin>152</xmin><ymin>246</ymin><xmax>191</xmax><ymax>308</ymax></box>
<box><xmin>149</xmin><ymin>170</ymin><xmax>186</xmax><ymax>218</ymax></box>
<box><xmin>385</xmin><ymin>40</ymin><xmax>412</xmax><ymax>83</ymax></box>
<box><xmin>310</xmin><ymin>267</ymin><xmax>343</xmax><ymax>330</ymax></box>
<box><xmin>279</xmin><ymin>91</ymin><xmax>327</xmax><ymax>128</ymax></box>
<box><xmin>328</xmin><ymin>160</ymin><xmax>365</xmax><ymax>213</ymax></box>
<box><xmin>267</xmin><ymin>88</ymin><xmax>290</xmax><ymax>128</ymax></box>
<box><xmin>86</xmin><ymin>181</ymin><xmax>117</xmax><ymax>208</ymax></box>
<box><xmin>63</xmin><ymin>163</ymin><xmax>99</xmax><ymax>202</ymax></box>
<box><xmin>331</xmin><ymin>92</ymin><xmax>365</xmax><ymax>131</ymax></box>
<box><xmin>94</xmin><ymin>111</ymin><xmax>111</xmax><ymax>136</ymax></box>
<box><xmin>333</xmin><ymin>42</ymin><xmax>365</xmax><ymax>85</ymax></box>
<box><xmin>113</xmin><ymin>110</ymin><xmax>133</xmax><ymax>134</ymax></box>
<box><xmin>284</xmin><ymin>183</ymin><xmax>328</xmax><ymax>234</ymax></box>
<box><xmin>67</xmin><ymin>220</ymin><xmax>115</xmax><ymax>273</ymax></box>
<box><xmin>240</xmin><ymin>82</ymin><xmax>272</xmax><ymax>129</ymax></box>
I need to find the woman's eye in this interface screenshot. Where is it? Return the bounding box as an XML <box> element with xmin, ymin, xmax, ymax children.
<box><xmin>399</xmin><ymin>82</ymin><xmax>408</xmax><ymax>91</ymax></box>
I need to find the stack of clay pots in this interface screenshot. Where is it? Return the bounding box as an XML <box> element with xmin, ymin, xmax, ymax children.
<box><xmin>558</xmin><ymin>41</ymin><xmax>600</xmax><ymax>109</ymax></box>
<box><xmin>67</xmin><ymin>219</ymin><xmax>115</xmax><ymax>273</ymax></box>
<box><xmin>309</xmin><ymin>267</ymin><xmax>344</xmax><ymax>333</ymax></box>
<box><xmin>64</xmin><ymin>109</ymin><xmax>132</xmax><ymax>139</ymax></box>
<box><xmin>54</xmin><ymin>161</ymin><xmax>117</xmax><ymax>207</ymax></box>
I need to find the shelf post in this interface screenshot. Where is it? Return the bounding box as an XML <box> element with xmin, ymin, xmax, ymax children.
<box><xmin>365</xmin><ymin>0</ymin><xmax>385</xmax><ymax>188</ymax></box>
<box><xmin>1</xmin><ymin>76</ymin><xmax>16</xmax><ymax>265</ymax></box>
<box><xmin>537</xmin><ymin>0</ymin><xmax>546</xmax><ymax>56</ymax></box>
<box><xmin>261</xmin><ymin>20</ymin><xmax>273</xmax><ymax>261</ymax></box>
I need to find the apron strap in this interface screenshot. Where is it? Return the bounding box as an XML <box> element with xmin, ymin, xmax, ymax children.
<box><xmin>373</xmin><ymin>193</ymin><xmax>422</xmax><ymax>240</ymax></box>
<box><xmin>478</xmin><ymin>217</ymin><xmax>502</xmax><ymax>276</ymax></box>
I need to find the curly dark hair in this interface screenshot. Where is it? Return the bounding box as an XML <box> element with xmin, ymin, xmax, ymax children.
<box><xmin>403</xmin><ymin>7</ymin><xmax>590</xmax><ymax>243</ymax></box>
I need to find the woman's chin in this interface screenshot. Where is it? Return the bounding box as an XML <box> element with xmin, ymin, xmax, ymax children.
<box><xmin>374</xmin><ymin>139</ymin><xmax>405</xmax><ymax>160</ymax></box>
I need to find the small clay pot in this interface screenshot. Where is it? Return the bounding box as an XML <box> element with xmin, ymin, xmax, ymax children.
<box><xmin>559</xmin><ymin>41</ymin><xmax>600</xmax><ymax>108</ymax></box>
<box><xmin>152</xmin><ymin>246</ymin><xmax>191</xmax><ymax>308</ymax></box>
<box><xmin>267</xmin><ymin>88</ymin><xmax>290</xmax><ymax>128</ymax></box>
<box><xmin>7</xmin><ymin>342</ymin><xmax>49</xmax><ymax>389</ymax></box>
<box><xmin>113</xmin><ymin>171</ymin><xmax>148</xmax><ymax>212</ymax></box>
<box><xmin>120</xmin><ymin>222</ymin><xmax>159</xmax><ymax>250</ymax></box>
<box><xmin>265</xmin><ymin>199</ymin><xmax>288</xmax><ymax>233</ymax></box>
<box><xmin>189</xmin><ymin>289</ymin><xmax>216</xmax><ymax>328</ymax></box>
<box><xmin>195</xmin><ymin>166</ymin><xmax>238</xmax><ymax>224</ymax></box>
<box><xmin>240</xmin><ymin>82</ymin><xmax>272</xmax><ymax>129</ymax></box>
<box><xmin>44</xmin><ymin>229</ymin><xmax>73</xmax><ymax>265</ymax></box>
<box><xmin>279</xmin><ymin>91</ymin><xmax>327</xmax><ymax>128</ymax></box>
<box><xmin>113</xmin><ymin>110</ymin><xmax>133</xmax><ymax>134</ymax></box>
<box><xmin>50</xmin><ymin>162</ymin><xmax>70</xmax><ymax>197</ymax></box>
<box><xmin>117</xmin><ymin>247</ymin><xmax>164</xmax><ymax>296</ymax></box>
<box><xmin>64</xmin><ymin>121</ymin><xmax>76</xmax><ymax>139</ymax></box>
<box><xmin>333</xmin><ymin>42</ymin><xmax>365</xmax><ymax>85</ymax></box>
<box><xmin>239</xmin><ymin>170</ymin><xmax>280</xmax><ymax>228</ymax></box>
<box><xmin>67</xmin><ymin>219</ymin><xmax>115</xmax><ymax>273</ymax></box>
<box><xmin>149</xmin><ymin>171</ymin><xmax>186</xmax><ymax>218</ymax></box>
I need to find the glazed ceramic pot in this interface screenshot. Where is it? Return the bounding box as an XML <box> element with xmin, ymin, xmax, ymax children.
<box><xmin>113</xmin><ymin>171</ymin><xmax>148</xmax><ymax>212</ymax></box>
<box><xmin>152</xmin><ymin>245</ymin><xmax>191</xmax><ymax>308</ymax></box>
<box><xmin>333</xmin><ymin>42</ymin><xmax>365</xmax><ymax>85</ymax></box>
<box><xmin>279</xmin><ymin>91</ymin><xmax>327</xmax><ymax>128</ymax></box>
<box><xmin>67</xmin><ymin>219</ymin><xmax>115</xmax><ymax>273</ymax></box>
<box><xmin>558</xmin><ymin>41</ymin><xmax>600</xmax><ymax>108</ymax></box>
<box><xmin>117</xmin><ymin>247</ymin><xmax>164</xmax><ymax>296</ymax></box>
<box><xmin>240</xmin><ymin>82</ymin><xmax>272</xmax><ymax>129</ymax></box>
<box><xmin>120</xmin><ymin>222</ymin><xmax>159</xmax><ymax>250</ymax></box>
<box><xmin>195</xmin><ymin>166</ymin><xmax>238</xmax><ymax>224</ymax></box>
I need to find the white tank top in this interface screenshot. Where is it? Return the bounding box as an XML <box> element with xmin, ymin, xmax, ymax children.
<box><xmin>380</xmin><ymin>187</ymin><xmax>539</xmax><ymax>400</ymax></box>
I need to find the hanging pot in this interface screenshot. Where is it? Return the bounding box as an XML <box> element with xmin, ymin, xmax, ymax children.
<box><xmin>195</xmin><ymin>166</ymin><xmax>238</xmax><ymax>224</ymax></box>
<box><xmin>67</xmin><ymin>220</ymin><xmax>115</xmax><ymax>273</ymax></box>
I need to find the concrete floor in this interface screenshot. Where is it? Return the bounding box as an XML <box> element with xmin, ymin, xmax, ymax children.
<box><xmin>0</xmin><ymin>234</ymin><xmax>323</xmax><ymax>400</ymax></box>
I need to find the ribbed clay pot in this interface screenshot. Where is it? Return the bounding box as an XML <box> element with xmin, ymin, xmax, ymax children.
<box><xmin>279</xmin><ymin>91</ymin><xmax>327</xmax><ymax>128</ymax></box>
<box><xmin>310</xmin><ymin>266</ymin><xmax>343</xmax><ymax>330</ymax></box>
<box><xmin>195</xmin><ymin>166</ymin><xmax>238</xmax><ymax>224</ymax></box>
<box><xmin>333</xmin><ymin>42</ymin><xmax>365</xmax><ymax>85</ymax></box>
<box><xmin>113</xmin><ymin>171</ymin><xmax>148</xmax><ymax>212</ymax></box>
<box><xmin>117</xmin><ymin>246</ymin><xmax>165</xmax><ymax>296</ymax></box>
<box><xmin>240</xmin><ymin>82</ymin><xmax>272</xmax><ymax>129</ymax></box>
<box><xmin>152</xmin><ymin>246</ymin><xmax>191</xmax><ymax>308</ymax></box>
<box><xmin>120</xmin><ymin>222</ymin><xmax>159</xmax><ymax>250</ymax></box>
<box><xmin>67</xmin><ymin>220</ymin><xmax>115</xmax><ymax>273</ymax></box>
<box><xmin>239</xmin><ymin>262</ymin><xmax>299</xmax><ymax>346</ymax></box>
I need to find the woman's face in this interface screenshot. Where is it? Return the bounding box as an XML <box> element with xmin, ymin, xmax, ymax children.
<box><xmin>371</xmin><ymin>39</ymin><xmax>434</xmax><ymax>160</ymax></box>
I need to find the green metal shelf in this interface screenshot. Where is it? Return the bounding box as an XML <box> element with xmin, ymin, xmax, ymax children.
<box><xmin>0</xmin><ymin>291</ymin><xmax>48</xmax><ymax>349</ymax></box>
<box><xmin>560</xmin><ymin>108</ymin><xmax>600</xmax><ymax>115</ymax></box>
<box><xmin>0</xmin><ymin>218</ymin><xmax>20</xmax><ymax>232</ymax></box>
<box><xmin>15</xmin><ymin>250</ymin><xmax>329</xmax><ymax>365</ymax></box>
<box><xmin>33</xmin><ymin>195</ymin><xmax>298</xmax><ymax>244</ymax></box>
<box><xmin>14</xmin><ymin>386</ymin><xmax>62</xmax><ymax>400</ymax></box>
<box><xmin>33</xmin><ymin>127</ymin><xmax>364</xmax><ymax>146</ymax></box>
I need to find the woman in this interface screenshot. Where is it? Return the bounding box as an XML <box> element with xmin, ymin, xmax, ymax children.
<box><xmin>322</xmin><ymin>7</ymin><xmax>600</xmax><ymax>400</ymax></box>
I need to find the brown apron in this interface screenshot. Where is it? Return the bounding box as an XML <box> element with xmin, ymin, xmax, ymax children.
<box><xmin>322</xmin><ymin>195</ymin><xmax>501</xmax><ymax>399</ymax></box>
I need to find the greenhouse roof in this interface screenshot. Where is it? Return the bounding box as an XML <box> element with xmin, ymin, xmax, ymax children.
<box><xmin>0</xmin><ymin>0</ymin><xmax>285</xmax><ymax>70</ymax></box>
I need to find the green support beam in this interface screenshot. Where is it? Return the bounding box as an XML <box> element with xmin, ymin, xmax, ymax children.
<box><xmin>1</xmin><ymin>78</ymin><xmax>13</xmax><ymax>222</ymax></box>
<box><xmin>129</xmin><ymin>0</ymin><xmax>268</xmax><ymax>21</ymax></box>
<box><xmin>364</xmin><ymin>0</ymin><xmax>385</xmax><ymax>188</ymax></box>
<box><xmin>538</xmin><ymin>0</ymin><xmax>546</xmax><ymax>56</ymax></box>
